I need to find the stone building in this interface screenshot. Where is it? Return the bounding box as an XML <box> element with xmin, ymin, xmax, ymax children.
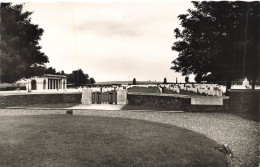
<box><xmin>27</xmin><ymin>74</ymin><xmax>67</xmax><ymax>91</ymax></box>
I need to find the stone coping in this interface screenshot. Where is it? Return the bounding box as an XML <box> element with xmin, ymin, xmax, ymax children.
<box><xmin>128</xmin><ymin>92</ymin><xmax>190</xmax><ymax>98</ymax></box>
<box><xmin>0</xmin><ymin>92</ymin><xmax>81</xmax><ymax>96</ymax></box>
<box><xmin>128</xmin><ymin>92</ymin><xmax>229</xmax><ymax>99</ymax></box>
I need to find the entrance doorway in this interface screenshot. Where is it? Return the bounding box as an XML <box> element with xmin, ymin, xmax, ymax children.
<box><xmin>31</xmin><ymin>80</ymin><xmax>37</xmax><ymax>90</ymax></box>
<box><xmin>92</xmin><ymin>91</ymin><xmax>117</xmax><ymax>104</ymax></box>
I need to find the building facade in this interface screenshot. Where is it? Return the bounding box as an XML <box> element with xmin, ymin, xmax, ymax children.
<box><xmin>27</xmin><ymin>74</ymin><xmax>67</xmax><ymax>91</ymax></box>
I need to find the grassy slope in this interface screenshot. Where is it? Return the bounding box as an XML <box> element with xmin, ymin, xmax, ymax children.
<box><xmin>122</xmin><ymin>104</ymin><xmax>177</xmax><ymax>111</ymax></box>
<box><xmin>0</xmin><ymin>115</ymin><xmax>227</xmax><ymax>167</ymax></box>
<box><xmin>13</xmin><ymin>103</ymin><xmax>80</xmax><ymax>108</ymax></box>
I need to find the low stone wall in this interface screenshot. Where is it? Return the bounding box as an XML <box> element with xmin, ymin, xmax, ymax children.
<box><xmin>127</xmin><ymin>93</ymin><xmax>190</xmax><ymax>111</ymax></box>
<box><xmin>127</xmin><ymin>93</ymin><xmax>229</xmax><ymax>112</ymax></box>
<box><xmin>0</xmin><ymin>93</ymin><xmax>82</xmax><ymax>108</ymax></box>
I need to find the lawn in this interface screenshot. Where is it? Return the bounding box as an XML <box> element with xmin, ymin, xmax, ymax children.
<box><xmin>122</xmin><ymin>104</ymin><xmax>177</xmax><ymax>111</ymax></box>
<box><xmin>0</xmin><ymin>115</ymin><xmax>227</xmax><ymax>166</ymax></box>
<box><xmin>12</xmin><ymin>103</ymin><xmax>79</xmax><ymax>108</ymax></box>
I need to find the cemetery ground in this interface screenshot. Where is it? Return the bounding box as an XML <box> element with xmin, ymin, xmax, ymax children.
<box><xmin>0</xmin><ymin>108</ymin><xmax>259</xmax><ymax>167</ymax></box>
<box><xmin>8</xmin><ymin>103</ymin><xmax>80</xmax><ymax>109</ymax></box>
<box><xmin>0</xmin><ymin>86</ymin><xmax>259</xmax><ymax>167</ymax></box>
<box><xmin>0</xmin><ymin>114</ymin><xmax>226</xmax><ymax>167</ymax></box>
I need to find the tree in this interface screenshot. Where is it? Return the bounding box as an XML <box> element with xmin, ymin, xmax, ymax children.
<box><xmin>171</xmin><ymin>2</ymin><xmax>260</xmax><ymax>90</ymax></box>
<box><xmin>163</xmin><ymin>77</ymin><xmax>167</xmax><ymax>84</ymax></box>
<box><xmin>0</xmin><ymin>3</ymin><xmax>48</xmax><ymax>83</ymax></box>
<box><xmin>133</xmin><ymin>78</ymin><xmax>136</xmax><ymax>85</ymax></box>
<box><xmin>195</xmin><ymin>74</ymin><xmax>203</xmax><ymax>83</ymax></box>
<box><xmin>89</xmin><ymin>77</ymin><xmax>96</xmax><ymax>84</ymax></box>
<box><xmin>45</xmin><ymin>67</ymin><xmax>56</xmax><ymax>74</ymax></box>
<box><xmin>56</xmin><ymin>70</ymin><xmax>65</xmax><ymax>75</ymax></box>
<box><xmin>185</xmin><ymin>76</ymin><xmax>189</xmax><ymax>83</ymax></box>
<box><xmin>67</xmin><ymin>69</ymin><xmax>89</xmax><ymax>87</ymax></box>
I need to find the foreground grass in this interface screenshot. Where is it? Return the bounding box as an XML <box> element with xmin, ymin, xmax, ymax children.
<box><xmin>0</xmin><ymin>115</ymin><xmax>226</xmax><ymax>166</ymax></box>
<box><xmin>122</xmin><ymin>104</ymin><xmax>177</xmax><ymax>111</ymax></box>
<box><xmin>13</xmin><ymin>103</ymin><xmax>80</xmax><ymax>108</ymax></box>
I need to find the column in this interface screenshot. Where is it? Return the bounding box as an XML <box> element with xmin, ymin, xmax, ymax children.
<box><xmin>52</xmin><ymin>79</ymin><xmax>54</xmax><ymax>89</ymax></box>
<box><xmin>62</xmin><ymin>79</ymin><xmax>65</xmax><ymax>90</ymax></box>
<box><xmin>48</xmin><ymin>79</ymin><xmax>50</xmax><ymax>89</ymax></box>
<box><xmin>56</xmin><ymin>79</ymin><xmax>58</xmax><ymax>89</ymax></box>
<box><xmin>64</xmin><ymin>79</ymin><xmax>67</xmax><ymax>89</ymax></box>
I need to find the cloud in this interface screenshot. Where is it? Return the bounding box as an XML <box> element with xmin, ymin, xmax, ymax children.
<box><xmin>76</xmin><ymin>20</ymin><xmax>142</xmax><ymax>37</ymax></box>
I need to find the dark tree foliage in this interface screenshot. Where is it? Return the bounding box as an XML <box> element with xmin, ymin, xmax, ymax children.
<box><xmin>45</xmin><ymin>67</ymin><xmax>65</xmax><ymax>75</ymax></box>
<box><xmin>163</xmin><ymin>77</ymin><xmax>167</xmax><ymax>84</ymax></box>
<box><xmin>171</xmin><ymin>1</ymin><xmax>260</xmax><ymax>88</ymax></box>
<box><xmin>133</xmin><ymin>78</ymin><xmax>136</xmax><ymax>85</ymax></box>
<box><xmin>89</xmin><ymin>77</ymin><xmax>96</xmax><ymax>84</ymax></box>
<box><xmin>185</xmin><ymin>76</ymin><xmax>189</xmax><ymax>83</ymax></box>
<box><xmin>0</xmin><ymin>3</ymin><xmax>48</xmax><ymax>83</ymax></box>
<box><xmin>195</xmin><ymin>74</ymin><xmax>203</xmax><ymax>83</ymax></box>
<box><xmin>56</xmin><ymin>70</ymin><xmax>65</xmax><ymax>75</ymax></box>
<box><xmin>67</xmin><ymin>69</ymin><xmax>89</xmax><ymax>87</ymax></box>
<box><xmin>45</xmin><ymin>67</ymin><xmax>56</xmax><ymax>74</ymax></box>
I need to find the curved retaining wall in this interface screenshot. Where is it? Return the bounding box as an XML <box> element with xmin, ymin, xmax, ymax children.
<box><xmin>127</xmin><ymin>93</ymin><xmax>229</xmax><ymax>112</ymax></box>
<box><xmin>0</xmin><ymin>93</ymin><xmax>82</xmax><ymax>108</ymax></box>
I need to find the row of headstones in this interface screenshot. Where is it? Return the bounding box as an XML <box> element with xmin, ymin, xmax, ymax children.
<box><xmin>121</xmin><ymin>84</ymin><xmax>225</xmax><ymax>96</ymax></box>
<box><xmin>86</xmin><ymin>84</ymin><xmax>226</xmax><ymax>96</ymax></box>
<box><xmin>163</xmin><ymin>84</ymin><xmax>226</xmax><ymax>96</ymax></box>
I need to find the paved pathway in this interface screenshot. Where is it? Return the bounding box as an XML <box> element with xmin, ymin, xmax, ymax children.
<box><xmin>68</xmin><ymin>104</ymin><xmax>125</xmax><ymax>110</ymax></box>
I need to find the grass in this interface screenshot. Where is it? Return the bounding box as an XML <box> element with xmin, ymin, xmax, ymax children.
<box><xmin>0</xmin><ymin>115</ymin><xmax>227</xmax><ymax>166</ymax></box>
<box><xmin>13</xmin><ymin>103</ymin><xmax>80</xmax><ymax>108</ymax></box>
<box><xmin>122</xmin><ymin>104</ymin><xmax>176</xmax><ymax>111</ymax></box>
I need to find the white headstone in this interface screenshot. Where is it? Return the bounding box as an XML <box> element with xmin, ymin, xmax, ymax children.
<box><xmin>242</xmin><ymin>78</ymin><xmax>249</xmax><ymax>87</ymax></box>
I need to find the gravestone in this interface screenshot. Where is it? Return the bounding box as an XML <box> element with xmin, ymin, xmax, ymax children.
<box><xmin>242</xmin><ymin>78</ymin><xmax>249</xmax><ymax>88</ymax></box>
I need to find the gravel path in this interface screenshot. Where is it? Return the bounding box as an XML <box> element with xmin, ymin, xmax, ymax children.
<box><xmin>0</xmin><ymin>109</ymin><xmax>259</xmax><ymax>167</ymax></box>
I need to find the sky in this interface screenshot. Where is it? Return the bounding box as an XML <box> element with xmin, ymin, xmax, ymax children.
<box><xmin>22</xmin><ymin>1</ymin><xmax>194</xmax><ymax>82</ymax></box>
